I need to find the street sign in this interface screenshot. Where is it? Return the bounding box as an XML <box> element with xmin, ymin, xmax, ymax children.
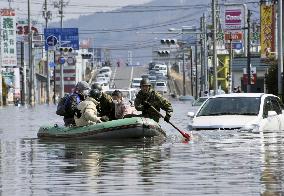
<box><xmin>225</xmin><ymin>32</ymin><xmax>243</xmax><ymax>41</ymax></box>
<box><xmin>46</xmin><ymin>35</ymin><xmax>58</xmax><ymax>47</ymax></box>
<box><xmin>58</xmin><ymin>56</ymin><xmax>65</xmax><ymax>64</ymax></box>
<box><xmin>44</xmin><ymin>28</ymin><xmax>79</xmax><ymax>50</ymax></box>
<box><xmin>225</xmin><ymin>42</ymin><xmax>243</xmax><ymax>50</ymax></box>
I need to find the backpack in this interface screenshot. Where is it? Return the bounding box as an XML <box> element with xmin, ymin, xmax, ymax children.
<box><xmin>56</xmin><ymin>94</ymin><xmax>70</xmax><ymax>116</ymax></box>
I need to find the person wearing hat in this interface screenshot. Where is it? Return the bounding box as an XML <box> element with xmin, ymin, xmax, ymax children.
<box><xmin>134</xmin><ymin>78</ymin><xmax>173</xmax><ymax>122</ymax></box>
<box><xmin>63</xmin><ymin>81</ymin><xmax>90</xmax><ymax>126</ymax></box>
<box><xmin>74</xmin><ymin>89</ymin><xmax>102</xmax><ymax>126</ymax></box>
<box><xmin>91</xmin><ymin>82</ymin><xmax>115</xmax><ymax>121</ymax></box>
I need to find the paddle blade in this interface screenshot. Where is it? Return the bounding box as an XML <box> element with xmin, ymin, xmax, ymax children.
<box><xmin>180</xmin><ymin>131</ymin><xmax>191</xmax><ymax>141</ymax></box>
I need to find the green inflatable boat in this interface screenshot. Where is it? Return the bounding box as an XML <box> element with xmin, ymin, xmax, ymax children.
<box><xmin>37</xmin><ymin>117</ymin><xmax>166</xmax><ymax>139</ymax></box>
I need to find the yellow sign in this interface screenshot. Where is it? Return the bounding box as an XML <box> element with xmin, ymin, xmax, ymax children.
<box><xmin>260</xmin><ymin>4</ymin><xmax>275</xmax><ymax>59</ymax></box>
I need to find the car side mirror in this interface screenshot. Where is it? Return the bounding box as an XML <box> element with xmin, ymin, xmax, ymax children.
<box><xmin>268</xmin><ymin>110</ymin><xmax>277</xmax><ymax>117</ymax></box>
<box><xmin>187</xmin><ymin>112</ymin><xmax>195</xmax><ymax>118</ymax></box>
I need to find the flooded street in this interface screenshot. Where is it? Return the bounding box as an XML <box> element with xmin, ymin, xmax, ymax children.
<box><xmin>0</xmin><ymin>101</ymin><xmax>283</xmax><ymax>195</ymax></box>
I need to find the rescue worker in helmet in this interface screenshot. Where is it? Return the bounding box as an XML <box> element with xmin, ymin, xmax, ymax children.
<box><xmin>74</xmin><ymin>89</ymin><xmax>102</xmax><ymax>126</ymax></box>
<box><xmin>91</xmin><ymin>83</ymin><xmax>115</xmax><ymax>121</ymax></box>
<box><xmin>63</xmin><ymin>81</ymin><xmax>90</xmax><ymax>126</ymax></box>
<box><xmin>134</xmin><ymin>78</ymin><xmax>173</xmax><ymax>122</ymax></box>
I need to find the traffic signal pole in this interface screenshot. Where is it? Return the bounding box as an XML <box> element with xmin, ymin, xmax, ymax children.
<box><xmin>44</xmin><ymin>0</ymin><xmax>51</xmax><ymax>104</ymax></box>
<box><xmin>246</xmin><ymin>10</ymin><xmax>251</xmax><ymax>93</ymax></box>
<box><xmin>60</xmin><ymin>0</ymin><xmax>64</xmax><ymax>97</ymax></box>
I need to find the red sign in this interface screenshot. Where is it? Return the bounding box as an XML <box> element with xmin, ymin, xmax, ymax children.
<box><xmin>225</xmin><ymin>32</ymin><xmax>243</xmax><ymax>40</ymax></box>
<box><xmin>243</xmin><ymin>74</ymin><xmax>257</xmax><ymax>85</ymax></box>
<box><xmin>225</xmin><ymin>9</ymin><xmax>242</xmax><ymax>30</ymax></box>
<box><xmin>0</xmin><ymin>9</ymin><xmax>15</xmax><ymax>16</ymax></box>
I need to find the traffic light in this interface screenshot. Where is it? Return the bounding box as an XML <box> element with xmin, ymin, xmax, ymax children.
<box><xmin>58</xmin><ymin>47</ymin><xmax>73</xmax><ymax>53</ymax></box>
<box><xmin>160</xmin><ymin>39</ymin><xmax>177</xmax><ymax>45</ymax></box>
<box><xmin>157</xmin><ymin>50</ymin><xmax>170</xmax><ymax>56</ymax></box>
<box><xmin>81</xmin><ymin>53</ymin><xmax>92</xmax><ymax>59</ymax></box>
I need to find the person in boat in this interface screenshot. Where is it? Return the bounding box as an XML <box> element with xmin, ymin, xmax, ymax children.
<box><xmin>91</xmin><ymin>83</ymin><xmax>115</xmax><ymax>121</ymax></box>
<box><xmin>63</xmin><ymin>81</ymin><xmax>90</xmax><ymax>126</ymax></box>
<box><xmin>111</xmin><ymin>90</ymin><xmax>138</xmax><ymax>119</ymax></box>
<box><xmin>74</xmin><ymin>89</ymin><xmax>102</xmax><ymax>126</ymax></box>
<box><xmin>134</xmin><ymin>78</ymin><xmax>173</xmax><ymax>122</ymax></box>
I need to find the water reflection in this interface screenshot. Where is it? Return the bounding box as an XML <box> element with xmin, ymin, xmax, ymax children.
<box><xmin>35</xmin><ymin>138</ymin><xmax>169</xmax><ymax>195</ymax></box>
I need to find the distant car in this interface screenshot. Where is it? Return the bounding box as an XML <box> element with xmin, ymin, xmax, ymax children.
<box><xmin>141</xmin><ymin>74</ymin><xmax>149</xmax><ymax>79</ymax></box>
<box><xmin>188</xmin><ymin>93</ymin><xmax>284</xmax><ymax>132</ymax></box>
<box><xmin>93</xmin><ymin>81</ymin><xmax>109</xmax><ymax>91</ymax></box>
<box><xmin>155</xmin><ymin>81</ymin><xmax>167</xmax><ymax>93</ymax></box>
<box><xmin>99</xmin><ymin>67</ymin><xmax>112</xmax><ymax>77</ymax></box>
<box><xmin>149</xmin><ymin>70</ymin><xmax>156</xmax><ymax>76</ymax></box>
<box><xmin>131</xmin><ymin>77</ymin><xmax>142</xmax><ymax>88</ymax></box>
<box><xmin>154</xmin><ymin>64</ymin><xmax>167</xmax><ymax>77</ymax></box>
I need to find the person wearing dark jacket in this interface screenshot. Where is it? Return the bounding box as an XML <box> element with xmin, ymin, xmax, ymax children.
<box><xmin>91</xmin><ymin>83</ymin><xmax>115</xmax><ymax>121</ymax></box>
<box><xmin>134</xmin><ymin>78</ymin><xmax>173</xmax><ymax>122</ymax></box>
<box><xmin>63</xmin><ymin>81</ymin><xmax>90</xmax><ymax>126</ymax></box>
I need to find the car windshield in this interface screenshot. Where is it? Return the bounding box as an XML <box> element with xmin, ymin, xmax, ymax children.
<box><xmin>197</xmin><ymin>97</ymin><xmax>261</xmax><ymax>116</ymax></box>
<box><xmin>156</xmin><ymin>82</ymin><xmax>165</xmax><ymax>86</ymax></box>
<box><xmin>192</xmin><ymin>97</ymin><xmax>208</xmax><ymax>106</ymax></box>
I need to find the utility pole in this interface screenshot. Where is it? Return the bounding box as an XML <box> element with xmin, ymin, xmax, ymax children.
<box><xmin>190</xmin><ymin>47</ymin><xmax>194</xmax><ymax>96</ymax></box>
<box><xmin>203</xmin><ymin>13</ymin><xmax>208</xmax><ymax>93</ymax></box>
<box><xmin>182</xmin><ymin>47</ymin><xmax>186</xmax><ymax>96</ymax></box>
<box><xmin>54</xmin><ymin>0</ymin><xmax>67</xmax><ymax>98</ymax></box>
<box><xmin>21</xmin><ymin>41</ymin><xmax>27</xmax><ymax>105</ymax></box>
<box><xmin>212</xmin><ymin>0</ymin><xmax>218</xmax><ymax>94</ymax></box>
<box><xmin>246</xmin><ymin>10</ymin><xmax>251</xmax><ymax>93</ymax></box>
<box><xmin>43</xmin><ymin>0</ymin><xmax>52</xmax><ymax>104</ymax></box>
<box><xmin>278</xmin><ymin>0</ymin><xmax>283</xmax><ymax>96</ymax></box>
<box><xmin>28</xmin><ymin>0</ymin><xmax>35</xmax><ymax>105</ymax></box>
<box><xmin>228</xmin><ymin>32</ymin><xmax>233</xmax><ymax>93</ymax></box>
<box><xmin>195</xmin><ymin>41</ymin><xmax>198</xmax><ymax>99</ymax></box>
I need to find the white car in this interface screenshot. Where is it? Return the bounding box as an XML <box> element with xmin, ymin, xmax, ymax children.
<box><xmin>92</xmin><ymin>81</ymin><xmax>109</xmax><ymax>91</ymax></box>
<box><xmin>131</xmin><ymin>78</ymin><xmax>142</xmax><ymax>88</ymax></box>
<box><xmin>187</xmin><ymin>93</ymin><xmax>284</xmax><ymax>132</ymax></box>
<box><xmin>155</xmin><ymin>81</ymin><xmax>167</xmax><ymax>93</ymax></box>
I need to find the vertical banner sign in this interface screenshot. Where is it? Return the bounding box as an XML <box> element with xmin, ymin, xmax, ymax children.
<box><xmin>260</xmin><ymin>4</ymin><xmax>275</xmax><ymax>59</ymax></box>
<box><xmin>0</xmin><ymin>9</ymin><xmax>17</xmax><ymax>67</ymax></box>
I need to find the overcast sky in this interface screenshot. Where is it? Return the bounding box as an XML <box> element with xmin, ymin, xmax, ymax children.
<box><xmin>0</xmin><ymin>0</ymin><xmax>153</xmax><ymax>22</ymax></box>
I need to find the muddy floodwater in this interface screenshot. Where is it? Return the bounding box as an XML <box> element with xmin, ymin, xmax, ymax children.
<box><xmin>0</xmin><ymin>101</ymin><xmax>283</xmax><ymax>195</ymax></box>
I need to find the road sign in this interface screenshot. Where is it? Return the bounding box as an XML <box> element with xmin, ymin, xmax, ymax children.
<box><xmin>46</xmin><ymin>35</ymin><xmax>58</xmax><ymax>47</ymax></box>
<box><xmin>225</xmin><ymin>42</ymin><xmax>243</xmax><ymax>50</ymax></box>
<box><xmin>44</xmin><ymin>28</ymin><xmax>79</xmax><ymax>51</ymax></box>
<box><xmin>225</xmin><ymin>32</ymin><xmax>243</xmax><ymax>41</ymax></box>
<box><xmin>58</xmin><ymin>56</ymin><xmax>65</xmax><ymax>64</ymax></box>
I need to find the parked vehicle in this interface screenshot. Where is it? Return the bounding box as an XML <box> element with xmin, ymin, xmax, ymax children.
<box><xmin>154</xmin><ymin>64</ymin><xmax>167</xmax><ymax>77</ymax></box>
<box><xmin>188</xmin><ymin>93</ymin><xmax>284</xmax><ymax>132</ymax></box>
<box><xmin>131</xmin><ymin>77</ymin><xmax>143</xmax><ymax>88</ymax></box>
<box><xmin>192</xmin><ymin>97</ymin><xmax>209</xmax><ymax>107</ymax></box>
<box><xmin>96</xmin><ymin>75</ymin><xmax>109</xmax><ymax>83</ymax></box>
<box><xmin>99</xmin><ymin>67</ymin><xmax>112</xmax><ymax>77</ymax></box>
<box><xmin>155</xmin><ymin>81</ymin><xmax>167</xmax><ymax>93</ymax></box>
<box><xmin>93</xmin><ymin>81</ymin><xmax>110</xmax><ymax>91</ymax></box>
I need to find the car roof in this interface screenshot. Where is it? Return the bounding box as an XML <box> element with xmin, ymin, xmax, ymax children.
<box><xmin>211</xmin><ymin>93</ymin><xmax>272</xmax><ymax>98</ymax></box>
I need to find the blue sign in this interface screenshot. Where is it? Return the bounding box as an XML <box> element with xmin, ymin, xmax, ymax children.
<box><xmin>225</xmin><ymin>42</ymin><xmax>243</xmax><ymax>50</ymax></box>
<box><xmin>58</xmin><ymin>57</ymin><xmax>65</xmax><ymax>65</ymax></box>
<box><xmin>46</xmin><ymin>35</ymin><xmax>58</xmax><ymax>47</ymax></box>
<box><xmin>44</xmin><ymin>28</ymin><xmax>79</xmax><ymax>50</ymax></box>
<box><xmin>48</xmin><ymin>62</ymin><xmax>56</xmax><ymax>67</ymax></box>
